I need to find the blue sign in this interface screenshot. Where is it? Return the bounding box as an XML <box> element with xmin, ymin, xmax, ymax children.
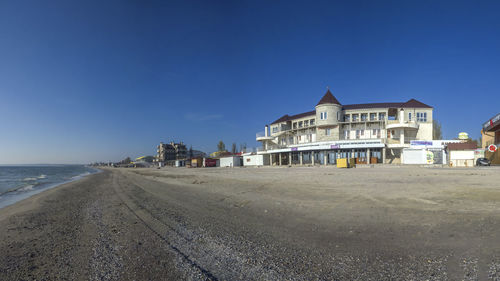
<box><xmin>410</xmin><ymin>140</ymin><xmax>433</xmax><ymax>146</ymax></box>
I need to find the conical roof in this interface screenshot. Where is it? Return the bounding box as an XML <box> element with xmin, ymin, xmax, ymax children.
<box><xmin>316</xmin><ymin>89</ymin><xmax>341</xmax><ymax>106</ymax></box>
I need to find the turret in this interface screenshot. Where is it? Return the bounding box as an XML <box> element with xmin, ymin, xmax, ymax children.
<box><xmin>315</xmin><ymin>89</ymin><xmax>342</xmax><ymax>127</ymax></box>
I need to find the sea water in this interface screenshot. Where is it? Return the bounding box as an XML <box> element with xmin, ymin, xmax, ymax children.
<box><xmin>0</xmin><ymin>165</ymin><xmax>99</xmax><ymax>209</ymax></box>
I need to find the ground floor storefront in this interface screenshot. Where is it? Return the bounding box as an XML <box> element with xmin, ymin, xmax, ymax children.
<box><xmin>268</xmin><ymin>148</ymin><xmax>385</xmax><ymax>166</ymax></box>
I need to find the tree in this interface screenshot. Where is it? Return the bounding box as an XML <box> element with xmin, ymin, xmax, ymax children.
<box><xmin>217</xmin><ymin>141</ymin><xmax>226</xmax><ymax>152</ymax></box>
<box><xmin>231</xmin><ymin>143</ymin><xmax>237</xmax><ymax>154</ymax></box>
<box><xmin>433</xmin><ymin>119</ymin><xmax>442</xmax><ymax>140</ymax></box>
<box><xmin>189</xmin><ymin>145</ymin><xmax>194</xmax><ymax>158</ymax></box>
<box><xmin>121</xmin><ymin>157</ymin><xmax>131</xmax><ymax>164</ymax></box>
<box><xmin>240</xmin><ymin>143</ymin><xmax>247</xmax><ymax>153</ymax></box>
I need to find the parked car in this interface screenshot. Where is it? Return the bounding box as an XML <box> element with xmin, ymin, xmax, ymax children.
<box><xmin>476</xmin><ymin>158</ymin><xmax>491</xmax><ymax>166</ymax></box>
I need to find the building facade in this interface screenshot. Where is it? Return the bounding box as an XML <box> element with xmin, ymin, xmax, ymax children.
<box><xmin>482</xmin><ymin>112</ymin><xmax>500</xmax><ymax>164</ymax></box>
<box><xmin>156</xmin><ymin>141</ymin><xmax>188</xmax><ymax>165</ymax></box>
<box><xmin>256</xmin><ymin>90</ymin><xmax>434</xmax><ymax>165</ymax></box>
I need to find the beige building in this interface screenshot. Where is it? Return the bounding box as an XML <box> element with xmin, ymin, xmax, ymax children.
<box><xmin>256</xmin><ymin>90</ymin><xmax>433</xmax><ymax>165</ymax></box>
<box><xmin>155</xmin><ymin>141</ymin><xmax>187</xmax><ymax>166</ymax></box>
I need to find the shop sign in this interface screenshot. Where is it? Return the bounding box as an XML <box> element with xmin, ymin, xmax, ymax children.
<box><xmin>426</xmin><ymin>150</ymin><xmax>434</xmax><ymax>164</ymax></box>
<box><xmin>291</xmin><ymin>147</ymin><xmax>298</xmax><ymax>151</ymax></box>
<box><xmin>458</xmin><ymin>132</ymin><xmax>469</xmax><ymax>140</ymax></box>
<box><xmin>330</xmin><ymin>145</ymin><xmax>340</xmax><ymax>149</ymax></box>
<box><xmin>410</xmin><ymin>140</ymin><xmax>433</xmax><ymax>146</ymax></box>
<box><xmin>488</xmin><ymin>144</ymin><xmax>498</xmax><ymax>152</ymax></box>
<box><xmin>483</xmin><ymin>113</ymin><xmax>500</xmax><ymax>129</ymax></box>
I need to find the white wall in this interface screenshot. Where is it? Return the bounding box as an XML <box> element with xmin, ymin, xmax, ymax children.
<box><xmin>403</xmin><ymin>149</ymin><xmax>427</xmax><ymax>164</ymax></box>
<box><xmin>243</xmin><ymin>155</ymin><xmax>270</xmax><ymax>166</ymax></box>
<box><xmin>450</xmin><ymin>150</ymin><xmax>475</xmax><ymax>167</ymax></box>
<box><xmin>220</xmin><ymin>156</ymin><xmax>243</xmax><ymax>167</ymax></box>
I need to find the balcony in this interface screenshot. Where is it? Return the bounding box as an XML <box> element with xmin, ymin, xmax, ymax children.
<box><xmin>386</xmin><ymin>120</ymin><xmax>419</xmax><ymax>129</ymax></box>
<box><xmin>256</xmin><ymin>131</ymin><xmax>275</xmax><ymax>141</ymax></box>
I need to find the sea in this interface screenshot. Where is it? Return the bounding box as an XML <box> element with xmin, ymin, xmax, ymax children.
<box><xmin>0</xmin><ymin>165</ymin><xmax>100</xmax><ymax>209</ymax></box>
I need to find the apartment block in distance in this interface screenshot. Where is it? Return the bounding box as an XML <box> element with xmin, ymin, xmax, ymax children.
<box><xmin>256</xmin><ymin>89</ymin><xmax>433</xmax><ymax>165</ymax></box>
<box><xmin>155</xmin><ymin>141</ymin><xmax>188</xmax><ymax>166</ymax></box>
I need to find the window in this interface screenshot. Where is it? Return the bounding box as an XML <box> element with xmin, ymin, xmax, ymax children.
<box><xmin>361</xmin><ymin>114</ymin><xmax>367</xmax><ymax>121</ymax></box>
<box><xmin>337</xmin><ymin>112</ymin><xmax>341</xmax><ymax>121</ymax></box>
<box><xmin>370</xmin><ymin>113</ymin><xmax>376</xmax><ymax>121</ymax></box>
<box><xmin>387</xmin><ymin>129</ymin><xmax>391</xmax><ymax>138</ymax></box>
<box><xmin>304</xmin><ymin>120</ymin><xmax>309</xmax><ymax>127</ymax></box>
<box><xmin>344</xmin><ymin>115</ymin><xmax>350</xmax><ymax>122</ymax></box>
<box><xmin>360</xmin><ymin>129</ymin><xmax>364</xmax><ymax>136</ymax></box>
<box><xmin>344</xmin><ymin>130</ymin><xmax>349</xmax><ymax>139</ymax></box>
<box><xmin>310</xmin><ymin>119</ymin><xmax>315</xmax><ymax>126</ymax></box>
<box><xmin>356</xmin><ymin>130</ymin><xmax>361</xmax><ymax>139</ymax></box>
<box><xmin>352</xmin><ymin>114</ymin><xmax>358</xmax><ymax>121</ymax></box>
<box><xmin>272</xmin><ymin>127</ymin><xmax>278</xmax><ymax>133</ymax></box>
<box><xmin>417</xmin><ymin>112</ymin><xmax>427</xmax><ymax>122</ymax></box>
<box><xmin>408</xmin><ymin>112</ymin><xmax>412</xmax><ymax>121</ymax></box>
<box><xmin>298</xmin><ymin>121</ymin><xmax>303</xmax><ymax>128</ymax></box>
<box><xmin>320</xmin><ymin>112</ymin><xmax>328</xmax><ymax>120</ymax></box>
<box><xmin>325</xmin><ymin>128</ymin><xmax>331</xmax><ymax>136</ymax></box>
<box><xmin>293</xmin><ymin>122</ymin><xmax>297</xmax><ymax>129</ymax></box>
<box><xmin>379</xmin><ymin>113</ymin><xmax>385</xmax><ymax>120</ymax></box>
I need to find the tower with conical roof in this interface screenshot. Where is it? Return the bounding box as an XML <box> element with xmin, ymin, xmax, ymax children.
<box><xmin>315</xmin><ymin>89</ymin><xmax>342</xmax><ymax>129</ymax></box>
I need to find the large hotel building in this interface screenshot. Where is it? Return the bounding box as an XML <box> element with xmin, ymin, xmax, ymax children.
<box><xmin>256</xmin><ymin>90</ymin><xmax>433</xmax><ymax>165</ymax></box>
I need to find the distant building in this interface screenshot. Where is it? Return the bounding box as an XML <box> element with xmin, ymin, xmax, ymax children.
<box><xmin>156</xmin><ymin>141</ymin><xmax>187</xmax><ymax>166</ymax></box>
<box><xmin>482</xmin><ymin>112</ymin><xmax>500</xmax><ymax>148</ymax></box>
<box><xmin>482</xmin><ymin>112</ymin><xmax>500</xmax><ymax>164</ymax></box>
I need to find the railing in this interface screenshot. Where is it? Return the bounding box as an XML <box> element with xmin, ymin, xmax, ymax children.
<box><xmin>271</xmin><ymin>125</ymin><xmax>291</xmax><ymax>135</ymax></box>
<box><xmin>256</xmin><ymin>131</ymin><xmax>267</xmax><ymax>138</ymax></box>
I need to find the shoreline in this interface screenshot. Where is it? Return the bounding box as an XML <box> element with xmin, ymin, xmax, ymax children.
<box><xmin>0</xmin><ymin>167</ymin><xmax>101</xmax><ymax>210</ymax></box>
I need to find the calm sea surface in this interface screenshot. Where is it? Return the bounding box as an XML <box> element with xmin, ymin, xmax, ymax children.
<box><xmin>0</xmin><ymin>165</ymin><xmax>99</xmax><ymax>209</ymax></box>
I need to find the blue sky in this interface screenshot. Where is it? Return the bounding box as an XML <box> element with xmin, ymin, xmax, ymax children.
<box><xmin>1</xmin><ymin>0</ymin><xmax>499</xmax><ymax>164</ymax></box>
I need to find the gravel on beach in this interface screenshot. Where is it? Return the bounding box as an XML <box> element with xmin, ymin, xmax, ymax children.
<box><xmin>1</xmin><ymin>166</ymin><xmax>500</xmax><ymax>280</ymax></box>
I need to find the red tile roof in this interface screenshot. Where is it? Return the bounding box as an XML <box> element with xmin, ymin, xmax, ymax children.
<box><xmin>270</xmin><ymin>95</ymin><xmax>432</xmax><ymax>124</ymax></box>
<box><xmin>317</xmin><ymin>90</ymin><xmax>341</xmax><ymax>106</ymax></box>
<box><xmin>344</xmin><ymin>99</ymin><xmax>432</xmax><ymax>110</ymax></box>
<box><xmin>400</xmin><ymin>99</ymin><xmax>433</xmax><ymax>108</ymax></box>
<box><xmin>447</xmin><ymin>142</ymin><xmax>477</xmax><ymax>150</ymax></box>
<box><xmin>271</xmin><ymin>111</ymin><xmax>315</xmax><ymax>124</ymax></box>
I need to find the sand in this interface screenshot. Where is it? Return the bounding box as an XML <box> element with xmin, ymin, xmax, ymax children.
<box><xmin>1</xmin><ymin>165</ymin><xmax>500</xmax><ymax>280</ymax></box>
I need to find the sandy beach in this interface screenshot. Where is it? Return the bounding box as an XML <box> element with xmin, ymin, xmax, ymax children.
<box><xmin>1</xmin><ymin>166</ymin><xmax>500</xmax><ymax>280</ymax></box>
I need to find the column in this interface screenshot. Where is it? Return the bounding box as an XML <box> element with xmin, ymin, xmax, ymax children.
<box><xmin>400</xmin><ymin>129</ymin><xmax>404</xmax><ymax>145</ymax></box>
<box><xmin>367</xmin><ymin>148</ymin><xmax>371</xmax><ymax>164</ymax></box>
<box><xmin>382</xmin><ymin>147</ymin><xmax>386</xmax><ymax>164</ymax></box>
<box><xmin>279</xmin><ymin>153</ymin><xmax>282</xmax><ymax>166</ymax></box>
<box><xmin>324</xmin><ymin>151</ymin><xmax>328</xmax><ymax>165</ymax></box>
<box><xmin>299</xmin><ymin>152</ymin><xmax>303</xmax><ymax>165</ymax></box>
<box><xmin>351</xmin><ymin>149</ymin><xmax>355</xmax><ymax>159</ymax></box>
<box><xmin>289</xmin><ymin>152</ymin><xmax>292</xmax><ymax>165</ymax></box>
<box><xmin>312</xmin><ymin>151</ymin><xmax>315</xmax><ymax>165</ymax></box>
<box><xmin>269</xmin><ymin>154</ymin><xmax>272</xmax><ymax>166</ymax></box>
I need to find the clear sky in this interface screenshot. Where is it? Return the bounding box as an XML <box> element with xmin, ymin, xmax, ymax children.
<box><xmin>1</xmin><ymin>0</ymin><xmax>499</xmax><ymax>164</ymax></box>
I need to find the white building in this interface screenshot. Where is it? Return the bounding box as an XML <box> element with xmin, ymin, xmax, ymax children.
<box><xmin>243</xmin><ymin>154</ymin><xmax>270</xmax><ymax>166</ymax></box>
<box><xmin>256</xmin><ymin>89</ymin><xmax>434</xmax><ymax>165</ymax></box>
<box><xmin>219</xmin><ymin>156</ymin><xmax>243</xmax><ymax>167</ymax></box>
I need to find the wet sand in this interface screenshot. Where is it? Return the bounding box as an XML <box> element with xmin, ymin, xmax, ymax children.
<box><xmin>1</xmin><ymin>166</ymin><xmax>500</xmax><ymax>280</ymax></box>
